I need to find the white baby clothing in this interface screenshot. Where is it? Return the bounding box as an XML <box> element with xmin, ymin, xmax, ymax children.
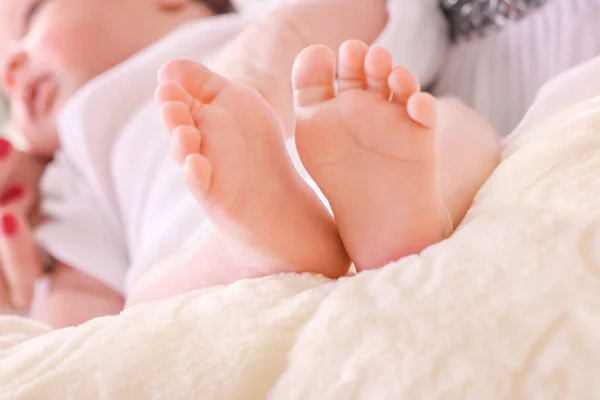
<box><xmin>34</xmin><ymin>0</ymin><xmax>600</xmax><ymax>296</ymax></box>
<box><xmin>377</xmin><ymin>0</ymin><xmax>600</xmax><ymax>136</ymax></box>
<box><xmin>35</xmin><ymin>15</ymin><xmax>254</xmax><ymax>295</ymax></box>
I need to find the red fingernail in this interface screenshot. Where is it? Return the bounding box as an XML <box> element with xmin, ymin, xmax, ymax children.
<box><xmin>0</xmin><ymin>138</ymin><xmax>11</xmax><ymax>160</ymax></box>
<box><xmin>0</xmin><ymin>184</ymin><xmax>24</xmax><ymax>205</ymax></box>
<box><xmin>0</xmin><ymin>213</ymin><xmax>17</xmax><ymax>236</ymax></box>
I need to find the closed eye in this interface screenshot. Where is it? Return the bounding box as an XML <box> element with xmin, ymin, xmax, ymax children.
<box><xmin>24</xmin><ymin>0</ymin><xmax>47</xmax><ymax>33</ymax></box>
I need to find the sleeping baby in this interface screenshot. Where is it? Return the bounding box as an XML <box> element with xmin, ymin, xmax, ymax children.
<box><xmin>0</xmin><ymin>0</ymin><xmax>499</xmax><ymax>327</ymax></box>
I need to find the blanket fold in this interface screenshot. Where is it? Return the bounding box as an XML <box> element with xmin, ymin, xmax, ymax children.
<box><xmin>2</xmin><ymin>97</ymin><xmax>600</xmax><ymax>399</ymax></box>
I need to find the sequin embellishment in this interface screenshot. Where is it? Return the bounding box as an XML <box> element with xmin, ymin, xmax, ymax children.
<box><xmin>441</xmin><ymin>0</ymin><xmax>551</xmax><ymax>41</ymax></box>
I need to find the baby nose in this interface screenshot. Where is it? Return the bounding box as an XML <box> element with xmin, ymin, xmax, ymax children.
<box><xmin>1</xmin><ymin>50</ymin><xmax>27</xmax><ymax>92</ymax></box>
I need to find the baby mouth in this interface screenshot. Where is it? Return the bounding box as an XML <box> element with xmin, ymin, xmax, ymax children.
<box><xmin>23</xmin><ymin>75</ymin><xmax>57</xmax><ymax>122</ymax></box>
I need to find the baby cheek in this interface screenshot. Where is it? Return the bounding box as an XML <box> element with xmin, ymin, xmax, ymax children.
<box><xmin>32</xmin><ymin>24</ymin><xmax>94</xmax><ymax>75</ymax></box>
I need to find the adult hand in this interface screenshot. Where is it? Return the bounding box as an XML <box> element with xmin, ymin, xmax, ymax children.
<box><xmin>0</xmin><ymin>137</ymin><xmax>47</xmax><ymax>310</ymax></box>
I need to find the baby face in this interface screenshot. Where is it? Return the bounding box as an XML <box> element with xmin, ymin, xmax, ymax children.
<box><xmin>0</xmin><ymin>0</ymin><xmax>204</xmax><ymax>156</ymax></box>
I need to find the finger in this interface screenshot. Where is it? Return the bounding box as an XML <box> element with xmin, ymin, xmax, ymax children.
<box><xmin>0</xmin><ymin>138</ymin><xmax>12</xmax><ymax>160</ymax></box>
<box><xmin>0</xmin><ymin>212</ymin><xmax>44</xmax><ymax>309</ymax></box>
<box><xmin>0</xmin><ymin>144</ymin><xmax>46</xmax><ymax>216</ymax></box>
<box><xmin>0</xmin><ymin>146</ymin><xmax>40</xmax><ymax>217</ymax></box>
<box><xmin>0</xmin><ymin>183</ymin><xmax>28</xmax><ymax>215</ymax></box>
<box><xmin>0</xmin><ymin>138</ymin><xmax>15</xmax><ymax>185</ymax></box>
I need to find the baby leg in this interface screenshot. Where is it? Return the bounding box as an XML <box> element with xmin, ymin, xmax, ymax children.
<box><xmin>292</xmin><ymin>41</ymin><xmax>501</xmax><ymax>271</ymax></box>
<box><xmin>127</xmin><ymin>60</ymin><xmax>350</xmax><ymax>307</ymax></box>
<box><xmin>435</xmin><ymin>98</ymin><xmax>501</xmax><ymax>226</ymax></box>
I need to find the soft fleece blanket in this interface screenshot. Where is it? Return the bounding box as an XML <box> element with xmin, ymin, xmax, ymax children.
<box><xmin>1</xmin><ymin>95</ymin><xmax>600</xmax><ymax>399</ymax></box>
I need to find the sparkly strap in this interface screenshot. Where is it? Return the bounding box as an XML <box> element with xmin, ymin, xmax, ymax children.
<box><xmin>440</xmin><ymin>0</ymin><xmax>552</xmax><ymax>41</ymax></box>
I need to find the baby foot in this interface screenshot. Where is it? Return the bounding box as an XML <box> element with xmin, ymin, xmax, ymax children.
<box><xmin>293</xmin><ymin>41</ymin><xmax>452</xmax><ymax>271</ymax></box>
<box><xmin>155</xmin><ymin>59</ymin><xmax>349</xmax><ymax>286</ymax></box>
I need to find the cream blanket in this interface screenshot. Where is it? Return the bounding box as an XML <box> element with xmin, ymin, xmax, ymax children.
<box><xmin>1</xmin><ymin>94</ymin><xmax>600</xmax><ymax>398</ymax></box>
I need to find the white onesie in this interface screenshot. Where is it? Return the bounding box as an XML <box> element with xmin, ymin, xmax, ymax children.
<box><xmin>35</xmin><ymin>15</ymin><xmax>256</xmax><ymax>295</ymax></box>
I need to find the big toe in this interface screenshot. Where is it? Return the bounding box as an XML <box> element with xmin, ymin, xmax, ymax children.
<box><xmin>292</xmin><ymin>45</ymin><xmax>336</xmax><ymax>107</ymax></box>
<box><xmin>156</xmin><ymin>82</ymin><xmax>193</xmax><ymax>107</ymax></box>
<box><xmin>158</xmin><ymin>59</ymin><xmax>228</xmax><ymax>104</ymax></box>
